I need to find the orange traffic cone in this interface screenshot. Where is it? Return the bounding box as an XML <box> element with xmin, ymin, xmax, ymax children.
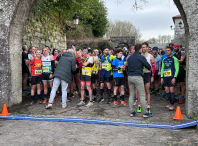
<box><xmin>0</xmin><ymin>104</ymin><xmax>10</xmax><ymax>115</ymax></box>
<box><xmin>173</xmin><ymin>106</ymin><xmax>183</xmax><ymax>120</ymax></box>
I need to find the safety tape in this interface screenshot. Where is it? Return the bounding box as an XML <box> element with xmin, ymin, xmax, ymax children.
<box><xmin>0</xmin><ymin>115</ymin><xmax>197</xmax><ymax>130</ymax></box>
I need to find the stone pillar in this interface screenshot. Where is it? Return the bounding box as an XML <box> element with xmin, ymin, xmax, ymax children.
<box><xmin>174</xmin><ymin>0</ymin><xmax>198</xmax><ymax>118</ymax></box>
<box><xmin>0</xmin><ymin>0</ymin><xmax>37</xmax><ymax>107</ymax></box>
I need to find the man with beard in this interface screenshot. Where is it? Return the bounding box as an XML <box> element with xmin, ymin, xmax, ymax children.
<box><xmin>98</xmin><ymin>47</ymin><xmax>115</xmax><ymax>104</ymax></box>
<box><xmin>173</xmin><ymin>44</ymin><xmax>186</xmax><ymax>104</ymax></box>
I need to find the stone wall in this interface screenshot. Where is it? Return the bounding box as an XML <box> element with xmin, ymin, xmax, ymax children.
<box><xmin>174</xmin><ymin>0</ymin><xmax>198</xmax><ymax>118</ymax></box>
<box><xmin>22</xmin><ymin>22</ymin><xmax>67</xmax><ymax>50</ymax></box>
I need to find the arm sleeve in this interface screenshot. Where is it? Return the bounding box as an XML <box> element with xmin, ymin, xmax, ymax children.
<box><xmin>151</xmin><ymin>62</ymin><xmax>155</xmax><ymax>75</ymax></box>
<box><xmin>142</xmin><ymin>57</ymin><xmax>151</xmax><ymax>70</ymax></box>
<box><xmin>174</xmin><ymin>57</ymin><xmax>179</xmax><ymax>77</ymax></box>
<box><xmin>51</xmin><ymin>60</ymin><xmax>55</xmax><ymax>74</ymax></box>
<box><xmin>161</xmin><ymin>61</ymin><xmax>165</xmax><ymax>77</ymax></box>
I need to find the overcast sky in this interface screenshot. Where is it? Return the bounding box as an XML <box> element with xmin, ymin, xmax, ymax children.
<box><xmin>104</xmin><ymin>0</ymin><xmax>179</xmax><ymax>40</ymax></box>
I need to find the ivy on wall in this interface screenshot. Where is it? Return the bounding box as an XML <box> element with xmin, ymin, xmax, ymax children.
<box><xmin>23</xmin><ymin>0</ymin><xmax>108</xmax><ymax>45</ymax></box>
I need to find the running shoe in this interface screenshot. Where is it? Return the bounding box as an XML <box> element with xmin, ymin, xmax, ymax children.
<box><xmin>143</xmin><ymin>113</ymin><xmax>153</xmax><ymax>118</ymax></box>
<box><xmin>62</xmin><ymin>105</ymin><xmax>67</xmax><ymax>109</ymax></box>
<box><xmin>161</xmin><ymin>93</ymin><xmax>166</xmax><ymax>99</ymax></box>
<box><xmin>133</xmin><ymin>100</ymin><xmax>138</xmax><ymax>106</ymax></box>
<box><xmin>121</xmin><ymin>101</ymin><xmax>127</xmax><ymax>105</ymax></box>
<box><xmin>166</xmin><ymin>104</ymin><xmax>171</xmax><ymax>109</ymax></box>
<box><xmin>107</xmin><ymin>98</ymin><xmax>111</xmax><ymax>104</ymax></box>
<box><xmin>37</xmin><ymin>99</ymin><xmax>42</xmax><ymax>104</ymax></box>
<box><xmin>178</xmin><ymin>98</ymin><xmax>185</xmax><ymax>104</ymax></box>
<box><xmin>43</xmin><ymin>98</ymin><xmax>48</xmax><ymax>103</ymax></box>
<box><xmin>150</xmin><ymin>90</ymin><xmax>154</xmax><ymax>94</ymax></box>
<box><xmin>114</xmin><ymin>101</ymin><xmax>118</xmax><ymax>105</ymax></box>
<box><xmin>77</xmin><ymin>101</ymin><xmax>85</xmax><ymax>106</ymax></box>
<box><xmin>137</xmin><ymin>106</ymin><xmax>141</xmax><ymax>113</ymax></box>
<box><xmin>67</xmin><ymin>98</ymin><xmax>72</xmax><ymax>102</ymax></box>
<box><xmin>30</xmin><ymin>100</ymin><xmax>34</xmax><ymax>105</ymax></box>
<box><xmin>55</xmin><ymin>94</ymin><xmax>58</xmax><ymax>98</ymax></box>
<box><xmin>174</xmin><ymin>98</ymin><xmax>179</xmax><ymax>102</ymax></box>
<box><xmin>46</xmin><ymin>103</ymin><xmax>52</xmax><ymax>109</ymax></box>
<box><xmin>169</xmin><ymin>105</ymin><xmax>175</xmax><ymax>111</ymax></box>
<box><xmin>93</xmin><ymin>98</ymin><xmax>97</xmax><ymax>103</ymax></box>
<box><xmin>130</xmin><ymin>111</ymin><xmax>136</xmax><ymax>117</ymax></box>
<box><xmin>98</xmin><ymin>97</ymin><xmax>104</xmax><ymax>103</ymax></box>
<box><xmin>147</xmin><ymin>108</ymin><xmax>151</xmax><ymax>113</ymax></box>
<box><xmin>86</xmin><ymin>101</ymin><xmax>93</xmax><ymax>107</ymax></box>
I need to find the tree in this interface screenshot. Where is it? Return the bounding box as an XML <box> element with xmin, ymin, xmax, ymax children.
<box><xmin>28</xmin><ymin>0</ymin><xmax>108</xmax><ymax>39</ymax></box>
<box><xmin>104</xmin><ymin>20</ymin><xmax>142</xmax><ymax>42</ymax></box>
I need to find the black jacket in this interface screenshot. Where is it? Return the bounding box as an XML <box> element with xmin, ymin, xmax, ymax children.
<box><xmin>127</xmin><ymin>51</ymin><xmax>151</xmax><ymax>76</ymax></box>
<box><xmin>53</xmin><ymin>52</ymin><xmax>76</xmax><ymax>83</ymax></box>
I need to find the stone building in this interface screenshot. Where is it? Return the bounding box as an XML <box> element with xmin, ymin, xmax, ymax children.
<box><xmin>171</xmin><ymin>14</ymin><xmax>186</xmax><ymax>46</ymax></box>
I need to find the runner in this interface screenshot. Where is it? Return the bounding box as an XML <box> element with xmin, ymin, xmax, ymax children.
<box><xmin>161</xmin><ymin>46</ymin><xmax>179</xmax><ymax>110</ymax></box>
<box><xmin>91</xmin><ymin>51</ymin><xmax>99</xmax><ymax>103</ymax></box>
<box><xmin>28</xmin><ymin>46</ymin><xmax>36</xmax><ymax>60</ymax></box>
<box><xmin>112</xmin><ymin>49</ymin><xmax>127</xmax><ymax>105</ymax></box>
<box><xmin>140</xmin><ymin>42</ymin><xmax>155</xmax><ymax>113</ymax></box>
<box><xmin>173</xmin><ymin>44</ymin><xmax>186</xmax><ymax>104</ymax></box>
<box><xmin>42</xmin><ymin>47</ymin><xmax>55</xmax><ymax>103</ymax></box>
<box><xmin>29</xmin><ymin>50</ymin><xmax>43</xmax><ymax>105</ymax></box>
<box><xmin>98</xmin><ymin>47</ymin><xmax>115</xmax><ymax>104</ymax></box>
<box><xmin>150</xmin><ymin>47</ymin><xmax>161</xmax><ymax>96</ymax></box>
<box><xmin>77</xmin><ymin>50</ymin><xmax>94</xmax><ymax>107</ymax></box>
<box><xmin>52</xmin><ymin>49</ymin><xmax>59</xmax><ymax>60</ymax></box>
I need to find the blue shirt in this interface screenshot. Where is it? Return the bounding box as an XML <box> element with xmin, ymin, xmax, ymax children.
<box><xmin>112</xmin><ymin>58</ymin><xmax>125</xmax><ymax>78</ymax></box>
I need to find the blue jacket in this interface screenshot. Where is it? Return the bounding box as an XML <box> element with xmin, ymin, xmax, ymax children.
<box><xmin>127</xmin><ymin>51</ymin><xmax>151</xmax><ymax>76</ymax></box>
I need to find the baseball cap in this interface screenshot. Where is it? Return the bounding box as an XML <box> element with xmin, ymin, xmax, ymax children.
<box><xmin>152</xmin><ymin>47</ymin><xmax>158</xmax><ymax>50</ymax></box>
<box><xmin>123</xmin><ymin>47</ymin><xmax>128</xmax><ymax>51</ymax></box>
<box><xmin>173</xmin><ymin>44</ymin><xmax>179</xmax><ymax>48</ymax></box>
<box><xmin>70</xmin><ymin>43</ymin><xmax>76</xmax><ymax>47</ymax></box>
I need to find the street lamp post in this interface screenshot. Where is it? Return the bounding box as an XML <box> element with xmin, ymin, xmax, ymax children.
<box><xmin>63</xmin><ymin>14</ymin><xmax>79</xmax><ymax>33</ymax></box>
<box><xmin>63</xmin><ymin>14</ymin><xmax>79</xmax><ymax>49</ymax></box>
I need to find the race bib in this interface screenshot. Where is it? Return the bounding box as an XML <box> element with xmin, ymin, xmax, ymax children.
<box><xmin>35</xmin><ymin>69</ymin><xmax>42</xmax><ymax>74</ymax></box>
<box><xmin>102</xmin><ymin>62</ymin><xmax>109</xmax><ymax>69</ymax></box>
<box><xmin>164</xmin><ymin>69</ymin><xmax>172</xmax><ymax>77</ymax></box>
<box><xmin>42</xmin><ymin>67</ymin><xmax>49</xmax><ymax>73</ymax></box>
<box><xmin>144</xmin><ymin>66</ymin><xmax>149</xmax><ymax>70</ymax></box>
<box><xmin>82</xmin><ymin>67</ymin><xmax>86</xmax><ymax>75</ymax></box>
<box><xmin>118</xmin><ymin>69</ymin><xmax>123</xmax><ymax>74</ymax></box>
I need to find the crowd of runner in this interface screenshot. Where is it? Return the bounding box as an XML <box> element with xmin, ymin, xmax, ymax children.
<box><xmin>22</xmin><ymin>42</ymin><xmax>186</xmax><ymax>118</ymax></box>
